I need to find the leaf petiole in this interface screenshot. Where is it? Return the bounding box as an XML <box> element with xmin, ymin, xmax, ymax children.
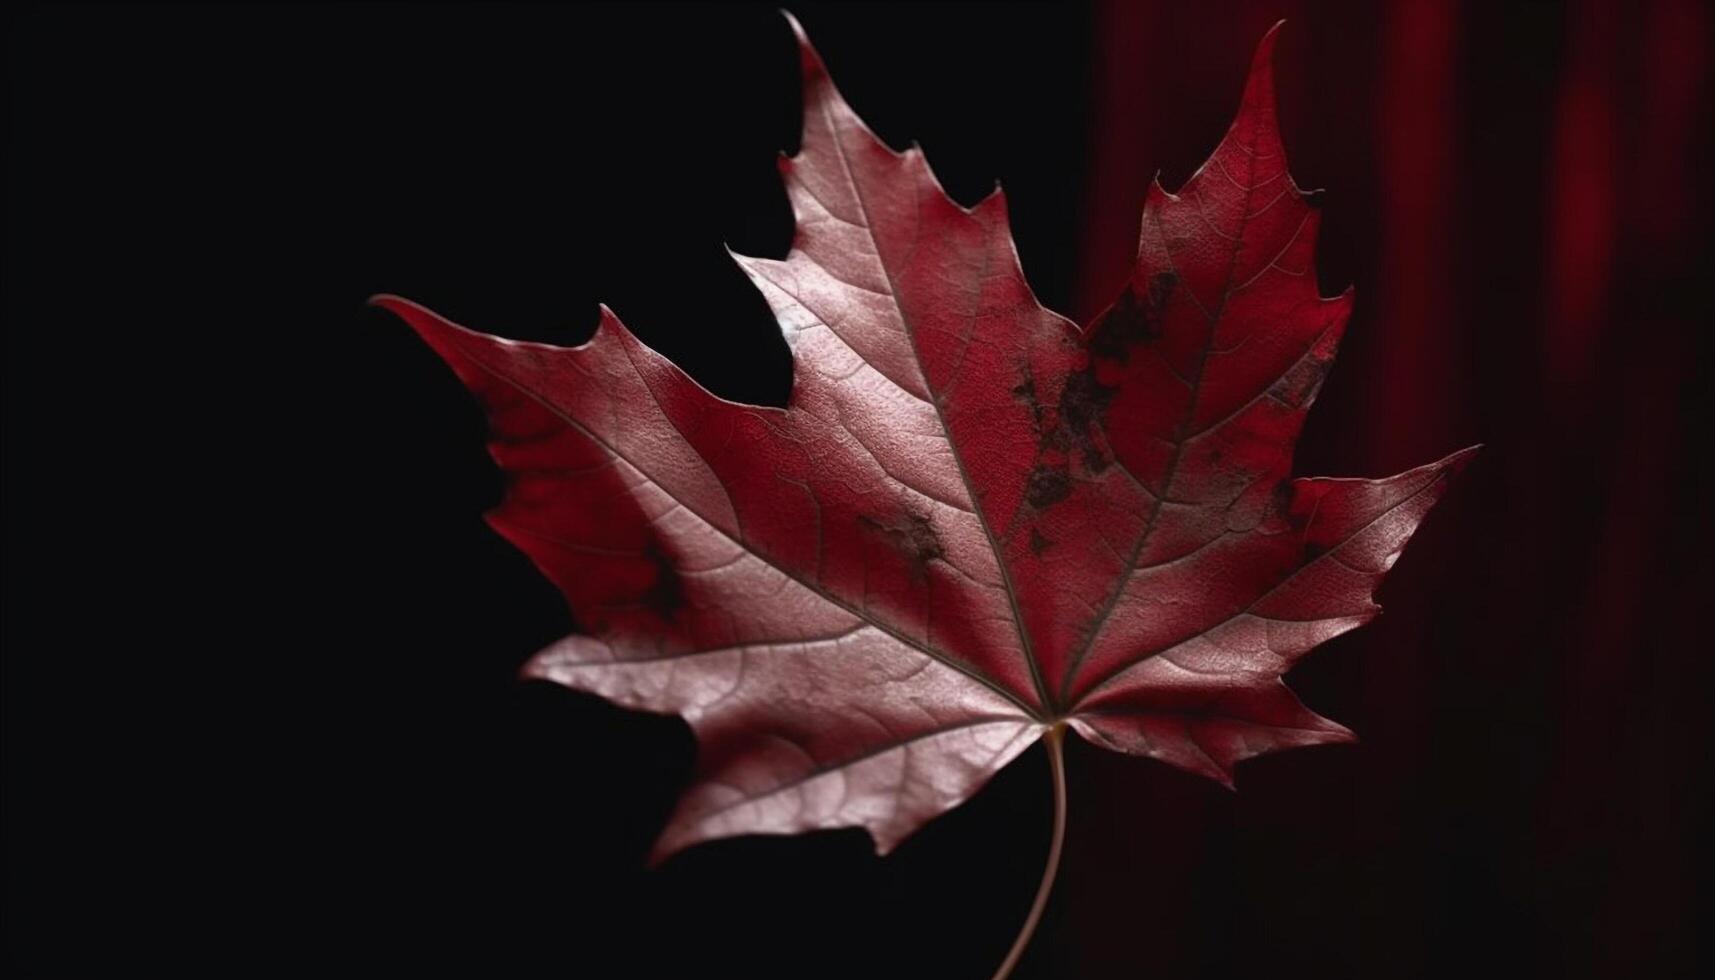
<box><xmin>991</xmin><ymin>723</ymin><xmax>1067</xmax><ymax>980</ymax></box>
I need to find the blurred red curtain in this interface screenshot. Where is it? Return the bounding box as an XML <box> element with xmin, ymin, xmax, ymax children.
<box><xmin>1065</xmin><ymin>1</ymin><xmax>1709</xmax><ymax>975</ymax></box>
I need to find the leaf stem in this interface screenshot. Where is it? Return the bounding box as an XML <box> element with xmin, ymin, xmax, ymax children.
<box><xmin>991</xmin><ymin>723</ymin><xmax>1067</xmax><ymax>980</ymax></box>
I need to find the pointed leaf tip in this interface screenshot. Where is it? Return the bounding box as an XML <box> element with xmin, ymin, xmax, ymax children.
<box><xmin>1439</xmin><ymin>444</ymin><xmax>1484</xmax><ymax>476</ymax></box>
<box><xmin>369</xmin><ymin>293</ymin><xmax>441</xmax><ymax>335</ymax></box>
<box><xmin>1255</xmin><ymin>19</ymin><xmax>1287</xmax><ymax>60</ymax></box>
<box><xmin>1240</xmin><ymin>20</ymin><xmax>1285</xmax><ymax>120</ymax></box>
<box><xmin>779</xmin><ymin>9</ymin><xmax>825</xmax><ymax>83</ymax></box>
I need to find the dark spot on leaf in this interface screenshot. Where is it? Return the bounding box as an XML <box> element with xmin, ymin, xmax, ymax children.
<box><xmin>859</xmin><ymin>510</ymin><xmax>944</xmax><ymax>582</ymax></box>
<box><xmin>1020</xmin><ymin>358</ymin><xmax>1119</xmax><ymax>505</ymax></box>
<box><xmin>1011</xmin><ymin>369</ymin><xmax>1046</xmax><ymax>429</ymax></box>
<box><xmin>1089</xmin><ymin>272</ymin><xmax>1176</xmax><ymax>362</ymax></box>
<box><xmin>1025</xmin><ymin>464</ymin><xmax>1072</xmax><ymax>508</ymax></box>
<box><xmin>1046</xmin><ymin>367</ymin><xmax>1118</xmax><ymax>474</ymax></box>
<box><xmin>1058</xmin><ymin>369</ymin><xmax>1115</xmax><ymax>435</ymax></box>
<box><xmin>1012</xmin><ymin>239</ymin><xmax>1174</xmax><ymax>514</ymax></box>
<box><xmin>1029</xmin><ymin>528</ymin><xmax>1052</xmax><ymax>556</ymax></box>
<box><xmin>1011</xmin><ymin>373</ymin><xmax>1037</xmax><ymax>405</ymax></box>
<box><xmin>641</xmin><ymin>543</ymin><xmax>686</xmax><ymax>621</ymax></box>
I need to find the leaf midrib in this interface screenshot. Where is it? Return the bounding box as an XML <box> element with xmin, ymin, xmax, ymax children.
<box><xmin>1054</xmin><ymin>112</ymin><xmax>1272</xmax><ymax>708</ymax></box>
<box><xmin>814</xmin><ymin>93</ymin><xmax>1055</xmax><ymax>716</ymax></box>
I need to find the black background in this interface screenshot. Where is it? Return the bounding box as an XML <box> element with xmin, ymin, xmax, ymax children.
<box><xmin>5</xmin><ymin>3</ymin><xmax>1708</xmax><ymax>977</ymax></box>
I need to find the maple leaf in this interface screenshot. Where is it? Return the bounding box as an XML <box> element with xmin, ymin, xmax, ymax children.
<box><xmin>376</xmin><ymin>10</ymin><xmax>1473</xmax><ymax>925</ymax></box>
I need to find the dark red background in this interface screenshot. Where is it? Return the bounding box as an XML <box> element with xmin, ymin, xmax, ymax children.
<box><xmin>5</xmin><ymin>2</ymin><xmax>1709</xmax><ymax>976</ymax></box>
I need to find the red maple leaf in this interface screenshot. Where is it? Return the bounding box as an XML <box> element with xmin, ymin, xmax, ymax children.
<box><xmin>375</xmin><ymin>14</ymin><xmax>1474</xmax><ymax>975</ymax></box>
